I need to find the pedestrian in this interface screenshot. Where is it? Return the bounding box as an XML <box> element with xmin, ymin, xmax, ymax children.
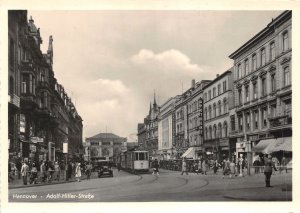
<box><xmin>281</xmin><ymin>156</ymin><xmax>288</xmax><ymax>173</ymax></box>
<box><xmin>152</xmin><ymin>159</ymin><xmax>160</xmax><ymax>175</ymax></box>
<box><xmin>85</xmin><ymin>161</ymin><xmax>92</xmax><ymax>180</ymax></box>
<box><xmin>222</xmin><ymin>158</ymin><xmax>230</xmax><ymax>178</ymax></box>
<box><xmin>181</xmin><ymin>158</ymin><xmax>188</xmax><ymax>175</ymax></box>
<box><xmin>253</xmin><ymin>157</ymin><xmax>260</xmax><ymax>174</ymax></box>
<box><xmin>29</xmin><ymin>163</ymin><xmax>38</xmax><ymax>184</ymax></box>
<box><xmin>201</xmin><ymin>159</ymin><xmax>208</xmax><ymax>175</ymax></box>
<box><xmin>229</xmin><ymin>159</ymin><xmax>236</xmax><ymax>178</ymax></box>
<box><xmin>196</xmin><ymin>160</ymin><xmax>202</xmax><ymax>175</ymax></box>
<box><xmin>60</xmin><ymin>161</ymin><xmax>66</xmax><ymax>180</ymax></box>
<box><xmin>8</xmin><ymin>162</ymin><xmax>14</xmax><ymax>183</ymax></box>
<box><xmin>40</xmin><ymin>161</ymin><xmax>46</xmax><ymax>182</ymax></box>
<box><xmin>117</xmin><ymin>162</ymin><xmax>121</xmax><ymax>172</ymax></box>
<box><xmin>67</xmin><ymin>162</ymin><xmax>73</xmax><ymax>181</ymax></box>
<box><xmin>16</xmin><ymin>159</ymin><xmax>22</xmax><ymax>179</ymax></box>
<box><xmin>213</xmin><ymin>159</ymin><xmax>219</xmax><ymax>175</ymax></box>
<box><xmin>75</xmin><ymin>163</ymin><xmax>82</xmax><ymax>182</ymax></box>
<box><xmin>264</xmin><ymin>155</ymin><xmax>277</xmax><ymax>187</ymax></box>
<box><xmin>54</xmin><ymin>162</ymin><xmax>61</xmax><ymax>181</ymax></box>
<box><xmin>47</xmin><ymin>161</ymin><xmax>54</xmax><ymax>183</ymax></box>
<box><xmin>21</xmin><ymin>161</ymin><xmax>29</xmax><ymax>185</ymax></box>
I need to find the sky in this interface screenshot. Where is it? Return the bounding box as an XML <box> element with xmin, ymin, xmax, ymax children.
<box><xmin>28</xmin><ymin>10</ymin><xmax>283</xmax><ymax>140</ymax></box>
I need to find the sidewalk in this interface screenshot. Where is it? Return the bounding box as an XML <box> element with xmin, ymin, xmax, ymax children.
<box><xmin>9</xmin><ymin>172</ymin><xmax>99</xmax><ymax>189</ymax></box>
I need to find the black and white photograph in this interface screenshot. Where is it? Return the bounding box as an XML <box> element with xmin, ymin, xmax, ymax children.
<box><xmin>2</xmin><ymin>1</ymin><xmax>299</xmax><ymax>212</ymax></box>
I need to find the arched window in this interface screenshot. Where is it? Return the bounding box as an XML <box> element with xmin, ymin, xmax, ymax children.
<box><xmin>218</xmin><ymin>123</ymin><xmax>222</xmax><ymax>138</ymax></box>
<box><xmin>238</xmin><ymin>64</ymin><xmax>242</xmax><ymax>78</ymax></box>
<box><xmin>223</xmin><ymin>121</ymin><xmax>228</xmax><ymax>137</ymax></box>
<box><xmin>208</xmin><ymin>105</ymin><xmax>212</xmax><ymax>119</ymax></box>
<box><xmin>205</xmin><ymin>127</ymin><xmax>208</xmax><ymax>140</ymax></box>
<box><xmin>218</xmin><ymin>100</ymin><xmax>222</xmax><ymax>116</ymax></box>
<box><xmin>223</xmin><ymin>98</ymin><xmax>227</xmax><ymax>113</ymax></box>
<box><xmin>283</xmin><ymin>31</ymin><xmax>288</xmax><ymax>52</ymax></box>
<box><xmin>213</xmin><ymin>125</ymin><xmax>217</xmax><ymax>139</ymax></box>
<box><xmin>213</xmin><ymin>103</ymin><xmax>216</xmax><ymax>118</ymax></box>
<box><xmin>204</xmin><ymin>107</ymin><xmax>207</xmax><ymax>121</ymax></box>
<box><xmin>284</xmin><ymin>67</ymin><xmax>290</xmax><ymax>86</ymax></box>
<box><xmin>209</xmin><ymin>126</ymin><xmax>212</xmax><ymax>139</ymax></box>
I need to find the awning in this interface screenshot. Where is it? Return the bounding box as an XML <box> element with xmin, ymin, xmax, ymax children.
<box><xmin>270</xmin><ymin>137</ymin><xmax>292</xmax><ymax>152</ymax></box>
<box><xmin>252</xmin><ymin>139</ymin><xmax>276</xmax><ymax>154</ymax></box>
<box><xmin>181</xmin><ymin>147</ymin><xmax>195</xmax><ymax>158</ymax></box>
<box><xmin>252</xmin><ymin>137</ymin><xmax>292</xmax><ymax>153</ymax></box>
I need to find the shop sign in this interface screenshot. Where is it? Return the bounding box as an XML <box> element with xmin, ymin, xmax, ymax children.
<box><xmin>30</xmin><ymin>137</ymin><xmax>44</xmax><ymax>143</ymax></box>
<box><xmin>63</xmin><ymin>143</ymin><xmax>68</xmax><ymax>153</ymax></box>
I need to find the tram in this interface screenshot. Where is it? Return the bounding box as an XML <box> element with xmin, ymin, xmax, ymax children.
<box><xmin>117</xmin><ymin>150</ymin><xmax>149</xmax><ymax>173</ymax></box>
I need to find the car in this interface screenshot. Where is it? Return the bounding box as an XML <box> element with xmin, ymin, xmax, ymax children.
<box><xmin>97</xmin><ymin>160</ymin><xmax>113</xmax><ymax>178</ymax></box>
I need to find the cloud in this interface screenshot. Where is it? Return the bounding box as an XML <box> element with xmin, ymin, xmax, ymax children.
<box><xmin>131</xmin><ymin>49</ymin><xmax>204</xmax><ymax>74</ymax></box>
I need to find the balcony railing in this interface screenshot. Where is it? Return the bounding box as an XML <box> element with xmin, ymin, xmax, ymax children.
<box><xmin>8</xmin><ymin>94</ymin><xmax>20</xmax><ymax>108</ymax></box>
<box><xmin>269</xmin><ymin>115</ymin><xmax>292</xmax><ymax>128</ymax></box>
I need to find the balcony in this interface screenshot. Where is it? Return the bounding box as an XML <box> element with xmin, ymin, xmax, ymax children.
<box><xmin>269</xmin><ymin>115</ymin><xmax>292</xmax><ymax>129</ymax></box>
<box><xmin>8</xmin><ymin>94</ymin><xmax>20</xmax><ymax>108</ymax></box>
<box><xmin>20</xmin><ymin>93</ymin><xmax>37</xmax><ymax>109</ymax></box>
<box><xmin>37</xmin><ymin>81</ymin><xmax>50</xmax><ymax>90</ymax></box>
<box><xmin>20</xmin><ymin>61</ymin><xmax>35</xmax><ymax>73</ymax></box>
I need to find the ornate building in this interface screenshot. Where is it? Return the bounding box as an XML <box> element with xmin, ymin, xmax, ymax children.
<box><xmin>229</xmin><ymin>11</ymin><xmax>292</xmax><ymax>162</ymax></box>
<box><xmin>8</xmin><ymin>11</ymin><xmax>83</xmax><ymax>163</ymax></box>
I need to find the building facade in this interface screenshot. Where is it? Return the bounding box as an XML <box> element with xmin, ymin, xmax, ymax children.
<box><xmin>8</xmin><ymin>11</ymin><xmax>83</xmax><ymax>164</ymax></box>
<box><xmin>157</xmin><ymin>97</ymin><xmax>177</xmax><ymax>160</ymax></box>
<box><xmin>229</xmin><ymin>11</ymin><xmax>292</xmax><ymax>162</ymax></box>
<box><xmin>203</xmin><ymin>70</ymin><xmax>234</xmax><ymax>161</ymax></box>
<box><xmin>86</xmin><ymin>133</ymin><xmax>127</xmax><ymax>161</ymax></box>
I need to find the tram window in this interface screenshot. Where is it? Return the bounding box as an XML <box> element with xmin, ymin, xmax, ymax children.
<box><xmin>145</xmin><ymin>153</ymin><xmax>148</xmax><ymax>160</ymax></box>
<box><xmin>135</xmin><ymin>153</ymin><xmax>139</xmax><ymax>160</ymax></box>
<box><xmin>139</xmin><ymin>153</ymin><xmax>145</xmax><ymax>160</ymax></box>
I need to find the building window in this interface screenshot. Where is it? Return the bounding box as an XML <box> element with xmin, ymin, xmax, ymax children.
<box><xmin>205</xmin><ymin>127</ymin><xmax>208</xmax><ymax>140</ymax></box>
<box><xmin>261</xmin><ymin>107</ymin><xmax>267</xmax><ymax>128</ymax></box>
<box><xmin>284</xmin><ymin>67</ymin><xmax>290</xmax><ymax>86</ymax></box>
<box><xmin>245</xmin><ymin>59</ymin><xmax>249</xmax><ymax>75</ymax></box>
<box><xmin>253</xmin><ymin>81</ymin><xmax>258</xmax><ymax>99</ymax></box>
<box><xmin>252</xmin><ymin>54</ymin><xmax>257</xmax><ymax>71</ymax></box>
<box><xmin>208</xmin><ymin>90</ymin><xmax>211</xmax><ymax>100</ymax></box>
<box><xmin>9</xmin><ymin>77</ymin><xmax>14</xmax><ymax>95</ymax></box>
<box><xmin>238</xmin><ymin>115</ymin><xmax>243</xmax><ymax>132</ymax></box>
<box><xmin>271</xmin><ymin>74</ymin><xmax>276</xmax><ymax>92</ymax></box>
<box><xmin>261</xmin><ymin>48</ymin><xmax>266</xmax><ymax>66</ymax></box>
<box><xmin>208</xmin><ymin>105</ymin><xmax>212</xmax><ymax>119</ymax></box>
<box><xmin>238</xmin><ymin>64</ymin><xmax>242</xmax><ymax>78</ymax></box>
<box><xmin>283</xmin><ymin>31</ymin><xmax>289</xmax><ymax>52</ymax></box>
<box><xmin>204</xmin><ymin>107</ymin><xmax>207</xmax><ymax>120</ymax></box>
<box><xmin>218</xmin><ymin>123</ymin><xmax>222</xmax><ymax>138</ymax></box>
<box><xmin>213</xmin><ymin>125</ymin><xmax>217</xmax><ymax>139</ymax></box>
<box><xmin>209</xmin><ymin>126</ymin><xmax>212</xmax><ymax>139</ymax></box>
<box><xmin>9</xmin><ymin>38</ymin><xmax>15</xmax><ymax>69</ymax></box>
<box><xmin>261</xmin><ymin>77</ymin><xmax>267</xmax><ymax>97</ymax></box>
<box><xmin>230</xmin><ymin>115</ymin><xmax>235</xmax><ymax>131</ymax></box>
<box><xmin>270</xmin><ymin>104</ymin><xmax>276</xmax><ymax>118</ymax></box>
<box><xmin>218</xmin><ymin>84</ymin><xmax>221</xmax><ymax>95</ymax></box>
<box><xmin>21</xmin><ymin>81</ymin><xmax>27</xmax><ymax>94</ymax></box>
<box><xmin>253</xmin><ymin>110</ymin><xmax>258</xmax><ymax>129</ymax></box>
<box><xmin>238</xmin><ymin>89</ymin><xmax>242</xmax><ymax>105</ymax></box>
<box><xmin>246</xmin><ymin>113</ymin><xmax>250</xmax><ymax>131</ymax></box>
<box><xmin>213</xmin><ymin>87</ymin><xmax>216</xmax><ymax>98</ymax></box>
<box><xmin>245</xmin><ymin>85</ymin><xmax>249</xmax><ymax>102</ymax></box>
<box><xmin>213</xmin><ymin>103</ymin><xmax>216</xmax><ymax>118</ymax></box>
<box><xmin>224</xmin><ymin>122</ymin><xmax>228</xmax><ymax>137</ymax></box>
<box><xmin>218</xmin><ymin>101</ymin><xmax>222</xmax><ymax>116</ymax></box>
<box><xmin>223</xmin><ymin>81</ymin><xmax>227</xmax><ymax>92</ymax></box>
<box><xmin>223</xmin><ymin>98</ymin><xmax>227</xmax><ymax>113</ymax></box>
<box><xmin>204</xmin><ymin>93</ymin><xmax>207</xmax><ymax>102</ymax></box>
<box><xmin>270</xmin><ymin>42</ymin><xmax>275</xmax><ymax>61</ymax></box>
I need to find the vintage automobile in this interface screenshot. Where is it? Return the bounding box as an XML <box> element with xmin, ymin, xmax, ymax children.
<box><xmin>97</xmin><ymin>160</ymin><xmax>113</xmax><ymax>178</ymax></box>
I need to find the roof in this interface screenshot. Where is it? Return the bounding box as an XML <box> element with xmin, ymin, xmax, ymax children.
<box><xmin>229</xmin><ymin>10</ymin><xmax>291</xmax><ymax>59</ymax></box>
<box><xmin>88</xmin><ymin>132</ymin><xmax>123</xmax><ymax>139</ymax></box>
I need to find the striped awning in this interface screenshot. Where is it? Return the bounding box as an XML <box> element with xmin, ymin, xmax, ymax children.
<box><xmin>252</xmin><ymin>137</ymin><xmax>292</xmax><ymax>153</ymax></box>
<box><xmin>252</xmin><ymin>139</ymin><xmax>276</xmax><ymax>154</ymax></box>
<box><xmin>270</xmin><ymin>137</ymin><xmax>292</xmax><ymax>152</ymax></box>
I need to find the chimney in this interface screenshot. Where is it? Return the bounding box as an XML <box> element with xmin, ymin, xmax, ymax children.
<box><xmin>191</xmin><ymin>79</ymin><xmax>196</xmax><ymax>88</ymax></box>
<box><xmin>216</xmin><ymin>74</ymin><xmax>220</xmax><ymax>78</ymax></box>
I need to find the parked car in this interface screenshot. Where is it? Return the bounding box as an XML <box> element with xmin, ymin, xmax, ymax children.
<box><xmin>97</xmin><ymin>160</ymin><xmax>113</xmax><ymax>178</ymax></box>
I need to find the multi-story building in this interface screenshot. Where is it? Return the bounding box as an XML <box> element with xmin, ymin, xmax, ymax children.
<box><xmin>86</xmin><ymin>133</ymin><xmax>127</xmax><ymax>161</ymax></box>
<box><xmin>8</xmin><ymin>11</ymin><xmax>83</xmax><ymax>163</ymax></box>
<box><xmin>229</xmin><ymin>11</ymin><xmax>292</xmax><ymax>162</ymax></box>
<box><xmin>203</xmin><ymin>70</ymin><xmax>234</xmax><ymax>161</ymax></box>
<box><xmin>157</xmin><ymin>97</ymin><xmax>177</xmax><ymax>160</ymax></box>
<box><xmin>137</xmin><ymin>123</ymin><xmax>146</xmax><ymax>148</ymax></box>
<box><xmin>138</xmin><ymin>93</ymin><xmax>160</xmax><ymax>158</ymax></box>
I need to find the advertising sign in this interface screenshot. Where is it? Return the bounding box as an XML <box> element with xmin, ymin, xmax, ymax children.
<box><xmin>30</xmin><ymin>137</ymin><xmax>44</xmax><ymax>143</ymax></box>
<box><xmin>63</xmin><ymin>143</ymin><xmax>68</xmax><ymax>153</ymax></box>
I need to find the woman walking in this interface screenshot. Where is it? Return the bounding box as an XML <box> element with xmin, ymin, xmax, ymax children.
<box><xmin>229</xmin><ymin>159</ymin><xmax>236</xmax><ymax>178</ymax></box>
<box><xmin>181</xmin><ymin>158</ymin><xmax>188</xmax><ymax>175</ymax></box>
<box><xmin>202</xmin><ymin>159</ymin><xmax>208</xmax><ymax>175</ymax></box>
<box><xmin>75</xmin><ymin>163</ymin><xmax>82</xmax><ymax>182</ymax></box>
